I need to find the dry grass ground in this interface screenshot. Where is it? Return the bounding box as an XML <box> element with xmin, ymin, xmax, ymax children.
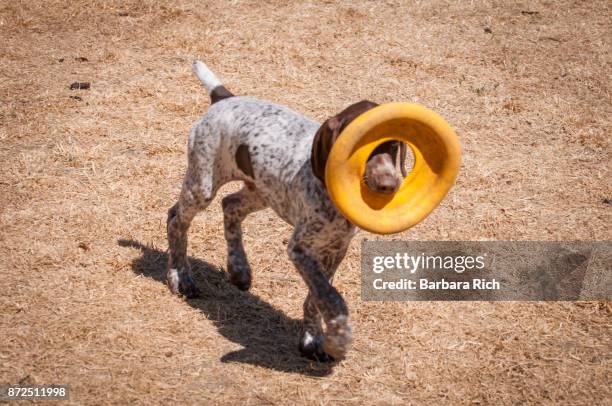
<box><xmin>1</xmin><ymin>0</ymin><xmax>610</xmax><ymax>404</ymax></box>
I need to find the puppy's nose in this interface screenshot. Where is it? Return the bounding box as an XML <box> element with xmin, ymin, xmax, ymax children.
<box><xmin>376</xmin><ymin>180</ymin><xmax>399</xmax><ymax>194</ymax></box>
<box><xmin>378</xmin><ymin>185</ymin><xmax>395</xmax><ymax>194</ymax></box>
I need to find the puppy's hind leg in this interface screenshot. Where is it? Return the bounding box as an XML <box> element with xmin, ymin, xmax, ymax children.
<box><xmin>167</xmin><ymin>164</ymin><xmax>219</xmax><ymax>298</ymax></box>
<box><xmin>221</xmin><ymin>183</ymin><xmax>268</xmax><ymax>290</ymax></box>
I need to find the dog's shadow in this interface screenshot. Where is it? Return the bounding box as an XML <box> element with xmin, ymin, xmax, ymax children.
<box><xmin>118</xmin><ymin>239</ymin><xmax>333</xmax><ymax>376</ymax></box>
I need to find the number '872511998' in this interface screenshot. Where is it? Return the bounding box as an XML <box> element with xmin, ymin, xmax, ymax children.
<box><xmin>1</xmin><ymin>385</ymin><xmax>69</xmax><ymax>400</ymax></box>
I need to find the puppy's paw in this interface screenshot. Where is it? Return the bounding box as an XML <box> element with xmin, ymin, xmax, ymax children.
<box><xmin>322</xmin><ymin>315</ymin><xmax>352</xmax><ymax>361</ymax></box>
<box><xmin>299</xmin><ymin>331</ymin><xmax>335</xmax><ymax>363</ymax></box>
<box><xmin>167</xmin><ymin>268</ymin><xmax>201</xmax><ymax>298</ymax></box>
<box><xmin>227</xmin><ymin>257</ymin><xmax>252</xmax><ymax>291</ymax></box>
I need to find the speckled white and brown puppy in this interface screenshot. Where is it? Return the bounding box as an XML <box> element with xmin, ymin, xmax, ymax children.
<box><xmin>166</xmin><ymin>60</ymin><xmax>406</xmax><ymax>361</ymax></box>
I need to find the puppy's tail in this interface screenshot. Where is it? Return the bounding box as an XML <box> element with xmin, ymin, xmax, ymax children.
<box><xmin>192</xmin><ymin>60</ymin><xmax>234</xmax><ymax>104</ymax></box>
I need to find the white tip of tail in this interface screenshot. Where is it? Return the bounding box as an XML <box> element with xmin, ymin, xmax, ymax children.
<box><xmin>192</xmin><ymin>60</ymin><xmax>222</xmax><ymax>94</ymax></box>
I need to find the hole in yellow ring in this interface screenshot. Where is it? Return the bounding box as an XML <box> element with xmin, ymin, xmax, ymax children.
<box><xmin>357</xmin><ymin>139</ymin><xmax>421</xmax><ymax>210</ymax></box>
<box><xmin>325</xmin><ymin>102</ymin><xmax>461</xmax><ymax>234</ymax></box>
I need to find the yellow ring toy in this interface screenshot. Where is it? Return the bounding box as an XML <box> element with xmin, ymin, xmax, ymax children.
<box><xmin>325</xmin><ymin>102</ymin><xmax>461</xmax><ymax>235</ymax></box>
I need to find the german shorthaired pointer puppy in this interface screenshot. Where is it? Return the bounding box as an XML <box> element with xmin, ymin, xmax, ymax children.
<box><xmin>167</xmin><ymin>60</ymin><xmax>407</xmax><ymax>361</ymax></box>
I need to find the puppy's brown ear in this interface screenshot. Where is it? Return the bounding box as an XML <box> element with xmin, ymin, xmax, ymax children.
<box><xmin>398</xmin><ymin>142</ymin><xmax>408</xmax><ymax>177</ymax></box>
<box><xmin>311</xmin><ymin>116</ymin><xmax>343</xmax><ymax>184</ymax></box>
<box><xmin>311</xmin><ymin>100</ymin><xmax>379</xmax><ymax>185</ymax></box>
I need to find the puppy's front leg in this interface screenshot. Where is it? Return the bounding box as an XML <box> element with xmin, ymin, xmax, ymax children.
<box><xmin>288</xmin><ymin>240</ymin><xmax>352</xmax><ymax>361</ymax></box>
